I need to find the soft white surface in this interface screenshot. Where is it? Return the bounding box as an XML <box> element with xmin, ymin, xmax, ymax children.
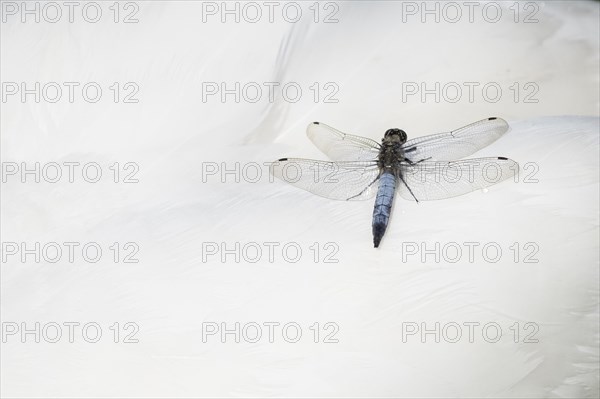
<box><xmin>1</xmin><ymin>1</ymin><xmax>599</xmax><ymax>398</ymax></box>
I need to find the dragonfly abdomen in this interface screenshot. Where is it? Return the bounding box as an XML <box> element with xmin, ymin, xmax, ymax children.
<box><xmin>372</xmin><ymin>171</ymin><xmax>396</xmax><ymax>248</ymax></box>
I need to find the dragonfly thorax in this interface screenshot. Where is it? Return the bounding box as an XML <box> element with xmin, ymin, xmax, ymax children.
<box><xmin>383</xmin><ymin>128</ymin><xmax>407</xmax><ymax>144</ymax></box>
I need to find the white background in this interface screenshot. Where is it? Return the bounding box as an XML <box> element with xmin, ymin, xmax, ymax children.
<box><xmin>1</xmin><ymin>1</ymin><xmax>599</xmax><ymax>397</ymax></box>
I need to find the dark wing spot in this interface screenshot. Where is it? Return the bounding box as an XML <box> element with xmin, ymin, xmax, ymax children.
<box><xmin>497</xmin><ymin>157</ymin><xmax>508</xmax><ymax>160</ymax></box>
<box><xmin>312</xmin><ymin>121</ymin><xmax>320</xmax><ymax>125</ymax></box>
<box><xmin>488</xmin><ymin>117</ymin><xmax>497</xmax><ymax>120</ymax></box>
<box><xmin>278</xmin><ymin>158</ymin><xmax>288</xmax><ymax>161</ymax></box>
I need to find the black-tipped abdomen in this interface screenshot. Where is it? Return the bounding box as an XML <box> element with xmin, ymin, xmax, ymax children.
<box><xmin>373</xmin><ymin>222</ymin><xmax>387</xmax><ymax>248</ymax></box>
<box><xmin>372</xmin><ymin>172</ymin><xmax>396</xmax><ymax>248</ymax></box>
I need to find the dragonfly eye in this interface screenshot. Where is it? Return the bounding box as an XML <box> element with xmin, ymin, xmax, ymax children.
<box><xmin>398</xmin><ymin>129</ymin><xmax>407</xmax><ymax>142</ymax></box>
<box><xmin>384</xmin><ymin>128</ymin><xmax>407</xmax><ymax>142</ymax></box>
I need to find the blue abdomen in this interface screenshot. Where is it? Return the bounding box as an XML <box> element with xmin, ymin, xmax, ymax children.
<box><xmin>372</xmin><ymin>171</ymin><xmax>396</xmax><ymax>248</ymax></box>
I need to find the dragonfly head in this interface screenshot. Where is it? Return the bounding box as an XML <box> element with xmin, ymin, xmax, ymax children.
<box><xmin>384</xmin><ymin>128</ymin><xmax>407</xmax><ymax>143</ymax></box>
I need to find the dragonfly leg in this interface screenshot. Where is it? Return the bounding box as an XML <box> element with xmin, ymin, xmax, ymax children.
<box><xmin>398</xmin><ymin>174</ymin><xmax>419</xmax><ymax>203</ymax></box>
<box><xmin>405</xmin><ymin>156</ymin><xmax>432</xmax><ymax>165</ymax></box>
<box><xmin>347</xmin><ymin>175</ymin><xmax>380</xmax><ymax>200</ymax></box>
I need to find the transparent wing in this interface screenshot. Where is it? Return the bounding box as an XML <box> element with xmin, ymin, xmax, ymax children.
<box><xmin>307</xmin><ymin>122</ymin><xmax>381</xmax><ymax>161</ymax></box>
<box><xmin>271</xmin><ymin>158</ymin><xmax>381</xmax><ymax>201</ymax></box>
<box><xmin>398</xmin><ymin>157</ymin><xmax>519</xmax><ymax>201</ymax></box>
<box><xmin>402</xmin><ymin>117</ymin><xmax>510</xmax><ymax>161</ymax></box>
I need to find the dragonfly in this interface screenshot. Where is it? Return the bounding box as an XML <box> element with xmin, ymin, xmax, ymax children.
<box><xmin>271</xmin><ymin>117</ymin><xmax>518</xmax><ymax>248</ymax></box>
